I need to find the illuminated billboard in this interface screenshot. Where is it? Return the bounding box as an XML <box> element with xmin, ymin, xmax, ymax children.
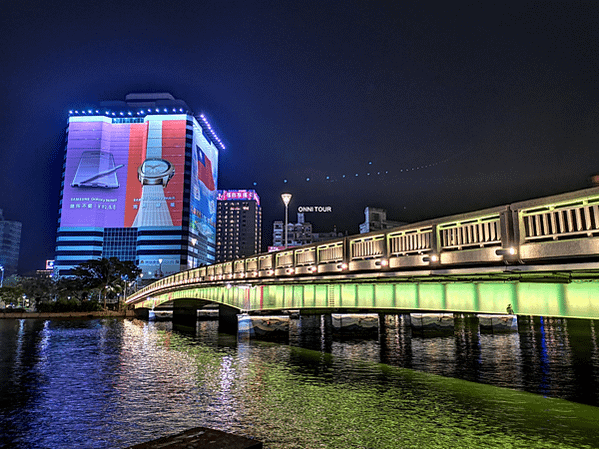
<box><xmin>189</xmin><ymin>120</ymin><xmax>219</xmax><ymax>253</ymax></box>
<box><xmin>61</xmin><ymin>115</ymin><xmax>191</xmax><ymax>228</ymax></box>
<box><xmin>54</xmin><ymin>93</ymin><xmax>224</xmax><ymax>276</ymax></box>
<box><xmin>217</xmin><ymin>190</ymin><xmax>260</xmax><ymax>205</ymax></box>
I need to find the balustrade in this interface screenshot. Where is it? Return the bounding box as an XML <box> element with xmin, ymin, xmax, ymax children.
<box><xmin>295</xmin><ymin>248</ymin><xmax>316</xmax><ymax>266</ymax></box>
<box><xmin>522</xmin><ymin>200</ymin><xmax>599</xmax><ymax>241</ymax></box>
<box><xmin>350</xmin><ymin>236</ymin><xmax>385</xmax><ymax>260</ymax></box>
<box><xmin>388</xmin><ymin>228</ymin><xmax>432</xmax><ymax>255</ymax></box>
<box><xmin>318</xmin><ymin>242</ymin><xmax>343</xmax><ymax>263</ymax></box>
<box><xmin>439</xmin><ymin>217</ymin><xmax>501</xmax><ymax>250</ymax></box>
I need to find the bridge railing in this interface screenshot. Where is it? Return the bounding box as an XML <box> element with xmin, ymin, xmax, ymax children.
<box><xmin>318</xmin><ymin>241</ymin><xmax>344</xmax><ymax>264</ymax></box>
<box><xmin>350</xmin><ymin>235</ymin><xmax>385</xmax><ymax>260</ymax></box>
<box><xmin>127</xmin><ymin>186</ymin><xmax>599</xmax><ymax>306</ymax></box>
<box><xmin>510</xmin><ymin>187</ymin><xmax>599</xmax><ymax>261</ymax></box>
<box><xmin>387</xmin><ymin>227</ymin><xmax>432</xmax><ymax>255</ymax></box>
<box><xmin>295</xmin><ymin>247</ymin><xmax>316</xmax><ymax>266</ymax></box>
<box><xmin>438</xmin><ymin>214</ymin><xmax>502</xmax><ymax>250</ymax></box>
<box><xmin>521</xmin><ymin>200</ymin><xmax>599</xmax><ymax>241</ymax></box>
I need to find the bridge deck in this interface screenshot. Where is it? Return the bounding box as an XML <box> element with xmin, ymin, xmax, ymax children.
<box><xmin>127</xmin><ymin>187</ymin><xmax>599</xmax><ymax>320</ymax></box>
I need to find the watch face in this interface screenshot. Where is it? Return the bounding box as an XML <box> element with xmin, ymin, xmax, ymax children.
<box><xmin>144</xmin><ymin>160</ymin><xmax>169</xmax><ymax>175</ymax></box>
<box><xmin>138</xmin><ymin>159</ymin><xmax>174</xmax><ymax>186</ymax></box>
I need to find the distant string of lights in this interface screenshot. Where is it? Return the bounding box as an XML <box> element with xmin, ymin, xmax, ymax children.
<box><xmin>68</xmin><ymin>108</ymin><xmax>226</xmax><ymax>151</ymax></box>
<box><xmin>271</xmin><ymin>149</ymin><xmax>470</xmax><ymax>186</ymax></box>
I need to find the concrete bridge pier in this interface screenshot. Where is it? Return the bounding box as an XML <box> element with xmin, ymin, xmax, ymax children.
<box><xmin>378</xmin><ymin>313</ymin><xmax>389</xmax><ymax>336</ymax></box>
<box><xmin>332</xmin><ymin>313</ymin><xmax>379</xmax><ymax>339</ymax></box>
<box><xmin>238</xmin><ymin>314</ymin><xmax>290</xmax><ymax>340</ymax></box>
<box><xmin>131</xmin><ymin>308</ymin><xmax>150</xmax><ymax>320</ymax></box>
<box><xmin>218</xmin><ymin>304</ymin><xmax>240</xmax><ymax>334</ymax></box>
<box><xmin>409</xmin><ymin>313</ymin><xmax>455</xmax><ymax>336</ymax></box>
<box><xmin>378</xmin><ymin>313</ymin><xmax>411</xmax><ymax>338</ymax></box>
<box><xmin>291</xmin><ymin>314</ymin><xmax>333</xmax><ymax>352</ymax></box>
<box><xmin>172</xmin><ymin>299</ymin><xmax>200</xmax><ymax>328</ymax></box>
<box><xmin>453</xmin><ymin>313</ymin><xmax>480</xmax><ymax>337</ymax></box>
<box><xmin>218</xmin><ymin>304</ymin><xmax>291</xmax><ymax>340</ymax></box>
<box><xmin>379</xmin><ymin>314</ymin><xmax>413</xmax><ymax>365</ymax></box>
<box><xmin>478</xmin><ymin>314</ymin><xmax>518</xmax><ymax>333</ymax></box>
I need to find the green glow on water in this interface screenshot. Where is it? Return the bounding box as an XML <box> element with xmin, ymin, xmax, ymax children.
<box><xmin>159</xmin><ymin>329</ymin><xmax>599</xmax><ymax>449</ymax></box>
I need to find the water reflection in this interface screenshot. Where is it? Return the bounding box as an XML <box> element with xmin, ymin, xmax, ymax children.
<box><xmin>517</xmin><ymin>317</ymin><xmax>599</xmax><ymax>405</ymax></box>
<box><xmin>1</xmin><ymin>316</ymin><xmax>599</xmax><ymax>448</ymax></box>
<box><xmin>285</xmin><ymin>313</ymin><xmax>599</xmax><ymax>407</ymax></box>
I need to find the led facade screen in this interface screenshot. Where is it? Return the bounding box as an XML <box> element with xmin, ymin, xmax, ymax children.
<box><xmin>190</xmin><ymin>121</ymin><xmax>219</xmax><ymax>258</ymax></box>
<box><xmin>61</xmin><ymin>115</ymin><xmax>189</xmax><ymax>228</ymax></box>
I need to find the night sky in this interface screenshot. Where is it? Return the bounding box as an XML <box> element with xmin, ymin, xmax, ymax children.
<box><xmin>1</xmin><ymin>1</ymin><xmax>598</xmax><ymax>274</ymax></box>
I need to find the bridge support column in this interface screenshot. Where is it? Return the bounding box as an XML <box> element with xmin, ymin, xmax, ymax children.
<box><xmin>218</xmin><ymin>304</ymin><xmax>240</xmax><ymax>334</ymax></box>
<box><xmin>172</xmin><ymin>299</ymin><xmax>199</xmax><ymax>328</ymax></box>
<box><xmin>410</xmin><ymin>313</ymin><xmax>454</xmax><ymax>336</ymax></box>
<box><xmin>238</xmin><ymin>315</ymin><xmax>290</xmax><ymax>340</ymax></box>
<box><xmin>379</xmin><ymin>314</ymin><xmax>413</xmax><ymax>365</ymax></box>
<box><xmin>378</xmin><ymin>313</ymin><xmax>389</xmax><ymax>336</ymax></box>
<box><xmin>478</xmin><ymin>314</ymin><xmax>518</xmax><ymax>333</ymax></box>
<box><xmin>454</xmin><ymin>313</ymin><xmax>480</xmax><ymax>335</ymax></box>
<box><xmin>332</xmin><ymin>313</ymin><xmax>379</xmax><ymax>338</ymax></box>
<box><xmin>132</xmin><ymin>307</ymin><xmax>150</xmax><ymax>320</ymax></box>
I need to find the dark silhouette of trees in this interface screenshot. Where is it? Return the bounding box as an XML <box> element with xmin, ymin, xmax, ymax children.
<box><xmin>1</xmin><ymin>257</ymin><xmax>141</xmax><ymax>312</ymax></box>
<box><xmin>72</xmin><ymin>257</ymin><xmax>141</xmax><ymax>309</ymax></box>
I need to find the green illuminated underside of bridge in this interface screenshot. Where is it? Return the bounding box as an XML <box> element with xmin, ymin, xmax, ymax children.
<box><xmin>134</xmin><ymin>279</ymin><xmax>599</xmax><ymax>319</ymax></box>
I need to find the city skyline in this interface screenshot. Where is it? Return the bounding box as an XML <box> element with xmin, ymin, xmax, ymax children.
<box><xmin>1</xmin><ymin>1</ymin><xmax>598</xmax><ymax>273</ymax></box>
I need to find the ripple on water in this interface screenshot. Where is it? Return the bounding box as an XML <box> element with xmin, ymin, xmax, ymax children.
<box><xmin>1</xmin><ymin>318</ymin><xmax>599</xmax><ymax>448</ymax></box>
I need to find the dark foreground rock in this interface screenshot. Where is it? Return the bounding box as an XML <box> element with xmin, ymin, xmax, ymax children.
<box><xmin>127</xmin><ymin>427</ymin><xmax>263</xmax><ymax>449</ymax></box>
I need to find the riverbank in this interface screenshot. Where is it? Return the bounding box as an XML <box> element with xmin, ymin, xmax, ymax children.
<box><xmin>0</xmin><ymin>310</ymin><xmax>135</xmax><ymax>319</ymax></box>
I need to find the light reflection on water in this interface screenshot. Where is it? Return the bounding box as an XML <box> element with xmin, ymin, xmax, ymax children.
<box><xmin>0</xmin><ymin>316</ymin><xmax>599</xmax><ymax>448</ymax></box>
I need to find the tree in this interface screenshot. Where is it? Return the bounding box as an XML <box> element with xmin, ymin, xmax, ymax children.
<box><xmin>72</xmin><ymin>258</ymin><xmax>141</xmax><ymax>309</ymax></box>
<box><xmin>0</xmin><ymin>284</ymin><xmax>23</xmax><ymax>308</ymax></box>
<box><xmin>20</xmin><ymin>276</ymin><xmax>56</xmax><ymax>308</ymax></box>
<box><xmin>0</xmin><ymin>276</ymin><xmax>56</xmax><ymax>309</ymax></box>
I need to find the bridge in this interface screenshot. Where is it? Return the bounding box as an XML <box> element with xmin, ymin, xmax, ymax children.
<box><xmin>126</xmin><ymin>187</ymin><xmax>599</xmax><ymax>334</ymax></box>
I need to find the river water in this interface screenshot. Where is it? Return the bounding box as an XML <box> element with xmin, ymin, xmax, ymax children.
<box><xmin>1</xmin><ymin>315</ymin><xmax>599</xmax><ymax>448</ymax></box>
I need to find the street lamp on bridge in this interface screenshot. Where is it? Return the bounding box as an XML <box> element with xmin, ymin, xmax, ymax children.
<box><xmin>281</xmin><ymin>193</ymin><xmax>292</xmax><ymax>249</ymax></box>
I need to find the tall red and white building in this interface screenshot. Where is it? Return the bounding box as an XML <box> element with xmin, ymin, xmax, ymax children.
<box><xmin>54</xmin><ymin>93</ymin><xmax>224</xmax><ymax>278</ymax></box>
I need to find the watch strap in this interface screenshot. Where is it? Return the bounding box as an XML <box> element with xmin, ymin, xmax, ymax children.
<box><xmin>146</xmin><ymin>119</ymin><xmax>162</xmax><ymax>159</ymax></box>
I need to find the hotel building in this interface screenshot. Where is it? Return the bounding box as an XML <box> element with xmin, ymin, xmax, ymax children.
<box><xmin>215</xmin><ymin>190</ymin><xmax>262</xmax><ymax>262</ymax></box>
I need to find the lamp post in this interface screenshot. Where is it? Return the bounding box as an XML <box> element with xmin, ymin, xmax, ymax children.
<box><xmin>281</xmin><ymin>193</ymin><xmax>292</xmax><ymax>248</ymax></box>
<box><xmin>158</xmin><ymin>259</ymin><xmax>163</xmax><ymax>278</ymax></box>
<box><xmin>122</xmin><ymin>280</ymin><xmax>135</xmax><ymax>310</ymax></box>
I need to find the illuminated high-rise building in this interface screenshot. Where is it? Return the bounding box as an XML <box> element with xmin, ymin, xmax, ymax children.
<box><xmin>54</xmin><ymin>93</ymin><xmax>223</xmax><ymax>278</ymax></box>
<box><xmin>215</xmin><ymin>190</ymin><xmax>262</xmax><ymax>262</ymax></box>
<box><xmin>0</xmin><ymin>209</ymin><xmax>22</xmax><ymax>276</ymax></box>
